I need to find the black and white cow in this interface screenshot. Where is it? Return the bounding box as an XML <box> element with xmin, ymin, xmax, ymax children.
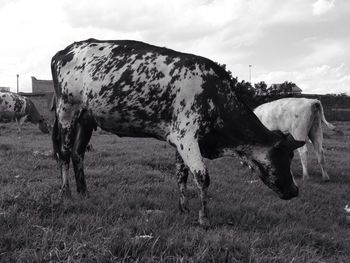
<box><xmin>254</xmin><ymin>98</ymin><xmax>341</xmax><ymax>181</ymax></box>
<box><xmin>51</xmin><ymin>39</ymin><xmax>305</xmax><ymax>226</ymax></box>
<box><xmin>0</xmin><ymin>92</ymin><xmax>49</xmax><ymax>134</ymax></box>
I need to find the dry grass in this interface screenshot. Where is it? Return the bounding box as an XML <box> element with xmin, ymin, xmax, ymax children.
<box><xmin>0</xmin><ymin>121</ymin><xmax>350</xmax><ymax>262</ymax></box>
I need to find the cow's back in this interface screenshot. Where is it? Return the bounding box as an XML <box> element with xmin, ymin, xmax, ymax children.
<box><xmin>51</xmin><ymin>39</ymin><xmax>230</xmax><ymax>139</ymax></box>
<box><xmin>0</xmin><ymin>92</ymin><xmax>26</xmax><ymax>119</ymax></box>
<box><xmin>254</xmin><ymin>98</ymin><xmax>319</xmax><ymax>141</ymax></box>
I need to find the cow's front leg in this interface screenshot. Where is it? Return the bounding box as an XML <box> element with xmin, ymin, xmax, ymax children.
<box><xmin>58</xmin><ymin>127</ymin><xmax>73</xmax><ymax>198</ymax></box>
<box><xmin>173</xmin><ymin>134</ymin><xmax>210</xmax><ymax>227</ymax></box>
<box><xmin>298</xmin><ymin>145</ymin><xmax>310</xmax><ymax>180</ymax></box>
<box><xmin>175</xmin><ymin>151</ymin><xmax>189</xmax><ymax>213</ymax></box>
<box><xmin>16</xmin><ymin>115</ymin><xmax>27</xmax><ymax>134</ymax></box>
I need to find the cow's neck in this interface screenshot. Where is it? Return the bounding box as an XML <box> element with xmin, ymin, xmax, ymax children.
<box><xmin>219</xmin><ymin>91</ymin><xmax>277</xmax><ymax>146</ymax></box>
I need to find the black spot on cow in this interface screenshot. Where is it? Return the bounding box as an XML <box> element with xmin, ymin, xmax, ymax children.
<box><xmin>61</xmin><ymin>93</ymin><xmax>69</xmax><ymax>103</ymax></box>
<box><xmin>52</xmin><ymin>44</ymin><xmax>75</xmax><ymax>67</ymax></box>
<box><xmin>87</xmin><ymin>90</ymin><xmax>94</xmax><ymax>100</ymax></box>
<box><xmin>180</xmin><ymin>144</ymin><xmax>184</xmax><ymax>150</ymax></box>
<box><xmin>14</xmin><ymin>98</ymin><xmax>24</xmax><ymax>113</ymax></box>
<box><xmin>99</xmin><ymin>47</ymin><xmax>105</xmax><ymax>51</ymax></box>
<box><xmin>179</xmin><ymin>129</ymin><xmax>186</xmax><ymax>138</ymax></box>
<box><xmin>74</xmin><ymin>63</ymin><xmax>86</xmax><ymax>71</ymax></box>
<box><xmin>180</xmin><ymin>99</ymin><xmax>186</xmax><ymax>109</ymax></box>
<box><xmin>165</xmin><ymin>56</ymin><xmax>175</xmax><ymax>65</ymax></box>
<box><xmin>155</xmin><ymin>71</ymin><xmax>165</xmax><ymax>80</ymax></box>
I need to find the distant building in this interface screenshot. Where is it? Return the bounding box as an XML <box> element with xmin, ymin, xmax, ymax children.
<box><xmin>31</xmin><ymin>76</ymin><xmax>54</xmax><ymax>94</ymax></box>
<box><xmin>268</xmin><ymin>82</ymin><xmax>302</xmax><ymax>95</ymax></box>
<box><xmin>0</xmin><ymin>86</ymin><xmax>10</xmax><ymax>92</ymax></box>
<box><xmin>18</xmin><ymin>76</ymin><xmax>55</xmax><ymax>121</ymax></box>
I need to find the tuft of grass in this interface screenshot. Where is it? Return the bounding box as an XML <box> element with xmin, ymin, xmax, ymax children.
<box><xmin>0</xmin><ymin>121</ymin><xmax>350</xmax><ymax>262</ymax></box>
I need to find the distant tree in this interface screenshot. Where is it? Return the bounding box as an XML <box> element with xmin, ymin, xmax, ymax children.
<box><xmin>267</xmin><ymin>81</ymin><xmax>298</xmax><ymax>95</ymax></box>
<box><xmin>254</xmin><ymin>81</ymin><xmax>268</xmax><ymax>95</ymax></box>
<box><xmin>234</xmin><ymin>80</ymin><xmax>256</xmax><ymax>107</ymax></box>
<box><xmin>214</xmin><ymin>62</ymin><xmax>265</xmax><ymax>107</ymax></box>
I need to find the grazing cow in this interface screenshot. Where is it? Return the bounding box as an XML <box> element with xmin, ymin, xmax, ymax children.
<box><xmin>254</xmin><ymin>98</ymin><xmax>340</xmax><ymax>181</ymax></box>
<box><xmin>51</xmin><ymin>39</ymin><xmax>305</xmax><ymax>226</ymax></box>
<box><xmin>0</xmin><ymin>92</ymin><xmax>49</xmax><ymax>134</ymax></box>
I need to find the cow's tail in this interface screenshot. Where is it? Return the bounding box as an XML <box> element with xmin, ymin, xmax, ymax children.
<box><xmin>50</xmin><ymin>93</ymin><xmax>56</xmax><ymax>112</ymax></box>
<box><xmin>51</xmin><ymin>93</ymin><xmax>61</xmax><ymax>161</ymax></box>
<box><xmin>52</xmin><ymin>114</ymin><xmax>61</xmax><ymax>161</ymax></box>
<box><xmin>51</xmin><ymin>56</ymin><xmax>61</xmax><ymax>161</ymax></box>
<box><xmin>316</xmin><ymin>100</ymin><xmax>344</xmax><ymax>135</ymax></box>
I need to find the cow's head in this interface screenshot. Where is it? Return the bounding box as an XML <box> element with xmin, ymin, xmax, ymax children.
<box><xmin>38</xmin><ymin>118</ymin><xmax>50</xmax><ymax>134</ymax></box>
<box><xmin>250</xmin><ymin>133</ymin><xmax>305</xmax><ymax>200</ymax></box>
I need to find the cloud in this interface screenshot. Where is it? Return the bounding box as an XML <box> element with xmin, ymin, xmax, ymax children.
<box><xmin>0</xmin><ymin>0</ymin><xmax>20</xmax><ymax>9</ymax></box>
<box><xmin>58</xmin><ymin>0</ymin><xmax>312</xmax><ymax>72</ymax></box>
<box><xmin>313</xmin><ymin>0</ymin><xmax>336</xmax><ymax>16</ymax></box>
<box><xmin>298</xmin><ymin>39</ymin><xmax>346</xmax><ymax>67</ymax></box>
<box><xmin>0</xmin><ymin>0</ymin><xmax>349</xmax><ymax>94</ymax></box>
<box><xmin>257</xmin><ymin>64</ymin><xmax>350</xmax><ymax>95</ymax></box>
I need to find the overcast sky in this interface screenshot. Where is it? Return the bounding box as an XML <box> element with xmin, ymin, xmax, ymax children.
<box><xmin>0</xmin><ymin>0</ymin><xmax>349</xmax><ymax>94</ymax></box>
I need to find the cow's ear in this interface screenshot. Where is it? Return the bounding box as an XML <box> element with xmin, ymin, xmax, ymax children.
<box><xmin>290</xmin><ymin>139</ymin><xmax>305</xmax><ymax>150</ymax></box>
<box><xmin>273</xmin><ymin>132</ymin><xmax>305</xmax><ymax>150</ymax></box>
<box><xmin>272</xmin><ymin>130</ymin><xmax>285</xmax><ymax>138</ymax></box>
<box><xmin>273</xmin><ymin>138</ymin><xmax>284</xmax><ymax>149</ymax></box>
<box><xmin>272</xmin><ymin>130</ymin><xmax>286</xmax><ymax>149</ymax></box>
<box><xmin>285</xmin><ymin>133</ymin><xmax>305</xmax><ymax>150</ymax></box>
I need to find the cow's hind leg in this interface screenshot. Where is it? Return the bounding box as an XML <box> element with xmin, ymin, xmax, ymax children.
<box><xmin>309</xmin><ymin>117</ymin><xmax>330</xmax><ymax>181</ymax></box>
<box><xmin>59</xmin><ymin>126</ymin><xmax>73</xmax><ymax>198</ymax></box>
<box><xmin>170</xmin><ymin>133</ymin><xmax>210</xmax><ymax>227</ymax></box>
<box><xmin>71</xmin><ymin>111</ymin><xmax>95</xmax><ymax>195</ymax></box>
<box><xmin>175</xmin><ymin>151</ymin><xmax>190</xmax><ymax>213</ymax></box>
<box><xmin>53</xmin><ymin>114</ymin><xmax>74</xmax><ymax>198</ymax></box>
<box><xmin>298</xmin><ymin>144</ymin><xmax>309</xmax><ymax>180</ymax></box>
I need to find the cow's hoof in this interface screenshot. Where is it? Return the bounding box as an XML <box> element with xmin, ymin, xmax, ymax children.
<box><xmin>179</xmin><ymin>201</ymin><xmax>190</xmax><ymax>213</ymax></box>
<box><xmin>77</xmin><ymin>190</ymin><xmax>89</xmax><ymax>198</ymax></box>
<box><xmin>60</xmin><ymin>188</ymin><xmax>72</xmax><ymax>199</ymax></box>
<box><xmin>199</xmin><ymin>212</ymin><xmax>210</xmax><ymax>229</ymax></box>
<box><xmin>199</xmin><ymin>217</ymin><xmax>210</xmax><ymax>229</ymax></box>
<box><xmin>302</xmin><ymin>175</ymin><xmax>310</xmax><ymax>181</ymax></box>
<box><xmin>322</xmin><ymin>177</ymin><xmax>330</xmax><ymax>183</ymax></box>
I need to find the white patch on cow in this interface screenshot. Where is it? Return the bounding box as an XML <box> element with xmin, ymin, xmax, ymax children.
<box><xmin>208</xmin><ymin>99</ymin><xmax>215</xmax><ymax>111</ymax></box>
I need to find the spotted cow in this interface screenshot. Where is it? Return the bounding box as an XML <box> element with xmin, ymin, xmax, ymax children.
<box><xmin>0</xmin><ymin>92</ymin><xmax>49</xmax><ymax>134</ymax></box>
<box><xmin>51</xmin><ymin>39</ymin><xmax>305</xmax><ymax>226</ymax></box>
<box><xmin>254</xmin><ymin>98</ymin><xmax>341</xmax><ymax>181</ymax></box>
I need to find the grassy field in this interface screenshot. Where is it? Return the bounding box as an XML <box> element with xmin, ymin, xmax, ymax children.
<box><xmin>0</xmin><ymin>121</ymin><xmax>349</xmax><ymax>262</ymax></box>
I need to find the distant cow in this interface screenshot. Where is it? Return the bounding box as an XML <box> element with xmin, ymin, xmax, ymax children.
<box><xmin>0</xmin><ymin>92</ymin><xmax>49</xmax><ymax>134</ymax></box>
<box><xmin>51</xmin><ymin>39</ymin><xmax>304</xmax><ymax>226</ymax></box>
<box><xmin>254</xmin><ymin>98</ymin><xmax>340</xmax><ymax>181</ymax></box>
